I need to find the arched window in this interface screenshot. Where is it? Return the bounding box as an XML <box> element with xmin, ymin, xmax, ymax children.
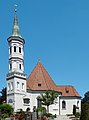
<box><xmin>22</xmin><ymin>83</ymin><xmax>24</xmax><ymax>90</ymax></box>
<box><xmin>77</xmin><ymin>101</ymin><xmax>79</xmax><ymax>107</ymax></box>
<box><xmin>9</xmin><ymin>63</ymin><xmax>12</xmax><ymax>70</ymax></box>
<box><xmin>19</xmin><ymin>64</ymin><xmax>21</xmax><ymax>70</ymax></box>
<box><xmin>10</xmin><ymin>46</ymin><xmax>12</xmax><ymax>54</ymax></box>
<box><xmin>17</xmin><ymin>82</ymin><xmax>19</xmax><ymax>89</ymax></box>
<box><xmin>14</xmin><ymin>46</ymin><xmax>16</xmax><ymax>52</ymax></box>
<box><xmin>19</xmin><ymin>47</ymin><xmax>21</xmax><ymax>53</ymax></box>
<box><xmin>62</xmin><ymin>101</ymin><xmax>66</xmax><ymax>109</ymax></box>
<box><xmin>8</xmin><ymin>99</ymin><xmax>13</xmax><ymax>103</ymax></box>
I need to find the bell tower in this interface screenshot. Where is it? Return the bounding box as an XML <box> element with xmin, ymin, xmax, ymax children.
<box><xmin>6</xmin><ymin>6</ymin><xmax>26</xmax><ymax>111</ymax></box>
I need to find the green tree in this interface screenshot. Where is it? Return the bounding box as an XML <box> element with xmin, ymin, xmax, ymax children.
<box><xmin>0</xmin><ymin>104</ymin><xmax>13</xmax><ymax>115</ymax></box>
<box><xmin>82</xmin><ymin>91</ymin><xmax>89</xmax><ymax>103</ymax></box>
<box><xmin>0</xmin><ymin>87</ymin><xmax>7</xmax><ymax>104</ymax></box>
<box><xmin>80</xmin><ymin>103</ymin><xmax>89</xmax><ymax>120</ymax></box>
<box><xmin>38</xmin><ymin>90</ymin><xmax>58</xmax><ymax>113</ymax></box>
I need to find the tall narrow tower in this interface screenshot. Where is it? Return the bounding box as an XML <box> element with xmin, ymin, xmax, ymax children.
<box><xmin>6</xmin><ymin>6</ymin><xmax>26</xmax><ymax>111</ymax></box>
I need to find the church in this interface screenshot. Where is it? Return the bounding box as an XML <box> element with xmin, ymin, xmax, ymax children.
<box><xmin>6</xmin><ymin>9</ymin><xmax>81</xmax><ymax>115</ymax></box>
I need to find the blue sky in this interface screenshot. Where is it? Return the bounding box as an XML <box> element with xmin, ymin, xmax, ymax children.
<box><xmin>0</xmin><ymin>0</ymin><xmax>89</xmax><ymax>97</ymax></box>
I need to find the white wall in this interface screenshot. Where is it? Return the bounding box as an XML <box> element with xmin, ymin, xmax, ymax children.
<box><xmin>24</xmin><ymin>91</ymin><xmax>61</xmax><ymax>115</ymax></box>
<box><xmin>28</xmin><ymin>91</ymin><xmax>44</xmax><ymax>112</ymax></box>
<box><xmin>60</xmin><ymin>97</ymin><xmax>81</xmax><ymax>115</ymax></box>
<box><xmin>7</xmin><ymin>87</ymin><xmax>81</xmax><ymax>115</ymax></box>
<box><xmin>7</xmin><ymin>74</ymin><xmax>26</xmax><ymax>112</ymax></box>
<box><xmin>22</xmin><ymin>91</ymin><xmax>81</xmax><ymax>116</ymax></box>
<box><xmin>8</xmin><ymin>40</ymin><xmax>24</xmax><ymax>73</ymax></box>
<box><xmin>49</xmin><ymin>96</ymin><xmax>60</xmax><ymax>115</ymax></box>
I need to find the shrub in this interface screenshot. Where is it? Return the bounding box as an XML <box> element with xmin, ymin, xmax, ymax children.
<box><xmin>43</xmin><ymin>113</ymin><xmax>52</xmax><ymax>117</ymax></box>
<box><xmin>36</xmin><ymin>107</ymin><xmax>46</xmax><ymax>112</ymax></box>
<box><xmin>37</xmin><ymin>107</ymin><xmax>46</xmax><ymax>118</ymax></box>
<box><xmin>15</xmin><ymin>109</ymin><xmax>24</xmax><ymax>120</ymax></box>
<box><xmin>75</xmin><ymin>112</ymin><xmax>80</xmax><ymax>118</ymax></box>
<box><xmin>44</xmin><ymin>113</ymin><xmax>55</xmax><ymax>118</ymax></box>
<box><xmin>0</xmin><ymin>104</ymin><xmax>13</xmax><ymax>115</ymax></box>
<box><xmin>1</xmin><ymin>113</ymin><xmax>9</xmax><ymax>119</ymax></box>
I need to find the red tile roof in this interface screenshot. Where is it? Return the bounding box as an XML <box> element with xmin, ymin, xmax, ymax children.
<box><xmin>56</xmin><ymin>86</ymin><xmax>80</xmax><ymax>97</ymax></box>
<box><xmin>27</xmin><ymin>61</ymin><xmax>57</xmax><ymax>91</ymax></box>
<box><xmin>27</xmin><ymin>61</ymin><xmax>80</xmax><ymax>97</ymax></box>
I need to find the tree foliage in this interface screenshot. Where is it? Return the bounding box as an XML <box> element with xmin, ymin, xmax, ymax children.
<box><xmin>38</xmin><ymin>90</ymin><xmax>58</xmax><ymax>113</ymax></box>
<box><xmin>80</xmin><ymin>103</ymin><xmax>89</xmax><ymax>120</ymax></box>
<box><xmin>0</xmin><ymin>87</ymin><xmax>7</xmax><ymax>104</ymax></box>
<box><xmin>0</xmin><ymin>104</ymin><xmax>13</xmax><ymax>115</ymax></box>
<box><xmin>82</xmin><ymin>91</ymin><xmax>89</xmax><ymax>103</ymax></box>
<box><xmin>80</xmin><ymin>91</ymin><xmax>89</xmax><ymax>120</ymax></box>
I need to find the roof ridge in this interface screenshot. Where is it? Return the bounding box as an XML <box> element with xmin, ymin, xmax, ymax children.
<box><xmin>57</xmin><ymin>85</ymin><xmax>72</xmax><ymax>87</ymax></box>
<box><xmin>71</xmin><ymin>86</ymin><xmax>79</xmax><ymax>96</ymax></box>
<box><xmin>72</xmin><ymin>86</ymin><xmax>77</xmax><ymax>96</ymax></box>
<box><xmin>27</xmin><ymin>62</ymin><xmax>38</xmax><ymax>89</ymax></box>
<box><xmin>39</xmin><ymin>62</ymin><xmax>49</xmax><ymax>89</ymax></box>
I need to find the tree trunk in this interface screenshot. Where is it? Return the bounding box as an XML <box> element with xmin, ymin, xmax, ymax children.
<box><xmin>47</xmin><ymin>105</ymin><xmax>49</xmax><ymax>113</ymax></box>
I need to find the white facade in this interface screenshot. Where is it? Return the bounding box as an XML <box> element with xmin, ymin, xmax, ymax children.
<box><xmin>60</xmin><ymin>97</ymin><xmax>81</xmax><ymax>115</ymax></box>
<box><xmin>8</xmin><ymin>38</ymin><xmax>24</xmax><ymax>73</ymax></box>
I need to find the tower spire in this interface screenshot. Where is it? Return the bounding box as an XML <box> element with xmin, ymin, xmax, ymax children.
<box><xmin>12</xmin><ymin>5</ymin><xmax>21</xmax><ymax>37</ymax></box>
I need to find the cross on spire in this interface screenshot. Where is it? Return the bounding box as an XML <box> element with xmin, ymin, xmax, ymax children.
<box><xmin>14</xmin><ymin>4</ymin><xmax>17</xmax><ymax>13</ymax></box>
<box><xmin>38</xmin><ymin>56</ymin><xmax>40</xmax><ymax>62</ymax></box>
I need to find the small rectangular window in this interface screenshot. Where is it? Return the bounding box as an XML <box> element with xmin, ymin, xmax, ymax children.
<box><xmin>19</xmin><ymin>47</ymin><xmax>21</xmax><ymax>53</ymax></box>
<box><xmin>65</xmin><ymin>88</ymin><xmax>69</xmax><ymax>93</ymax></box>
<box><xmin>14</xmin><ymin>46</ymin><xmax>16</xmax><ymax>52</ymax></box>
<box><xmin>38</xmin><ymin>84</ymin><xmax>41</xmax><ymax>87</ymax></box>
<box><xmin>23</xmin><ymin>98</ymin><xmax>30</xmax><ymax>104</ymax></box>
<box><xmin>66</xmin><ymin>90</ymin><xmax>69</xmax><ymax>93</ymax></box>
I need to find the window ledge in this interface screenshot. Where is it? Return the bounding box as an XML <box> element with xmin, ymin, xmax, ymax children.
<box><xmin>23</xmin><ymin>104</ymin><xmax>30</xmax><ymax>106</ymax></box>
<box><xmin>53</xmin><ymin>109</ymin><xmax>58</xmax><ymax>111</ymax></box>
<box><xmin>17</xmin><ymin>89</ymin><xmax>20</xmax><ymax>91</ymax></box>
<box><xmin>22</xmin><ymin>90</ymin><xmax>25</xmax><ymax>92</ymax></box>
<box><xmin>62</xmin><ymin>108</ymin><xmax>66</xmax><ymax>110</ymax></box>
